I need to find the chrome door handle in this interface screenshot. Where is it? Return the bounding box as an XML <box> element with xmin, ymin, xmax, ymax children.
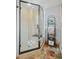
<box><xmin>32</xmin><ymin>34</ymin><xmax>42</xmax><ymax>38</ymax></box>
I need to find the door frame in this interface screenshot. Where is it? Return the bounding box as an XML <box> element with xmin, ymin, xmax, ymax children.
<box><xmin>19</xmin><ymin>0</ymin><xmax>41</xmax><ymax>54</ymax></box>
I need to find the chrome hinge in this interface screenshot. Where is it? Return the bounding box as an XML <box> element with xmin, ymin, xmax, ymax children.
<box><xmin>16</xmin><ymin>6</ymin><xmax>21</xmax><ymax>9</ymax></box>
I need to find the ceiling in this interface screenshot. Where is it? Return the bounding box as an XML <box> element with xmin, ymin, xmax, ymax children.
<box><xmin>23</xmin><ymin>0</ymin><xmax>62</xmax><ymax>9</ymax></box>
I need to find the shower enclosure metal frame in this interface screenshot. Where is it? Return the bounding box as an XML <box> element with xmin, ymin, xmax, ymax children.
<box><xmin>18</xmin><ymin>0</ymin><xmax>42</xmax><ymax>54</ymax></box>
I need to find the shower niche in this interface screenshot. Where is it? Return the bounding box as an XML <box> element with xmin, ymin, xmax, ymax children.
<box><xmin>18</xmin><ymin>1</ymin><xmax>44</xmax><ymax>54</ymax></box>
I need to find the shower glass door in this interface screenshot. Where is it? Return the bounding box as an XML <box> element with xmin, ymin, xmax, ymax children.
<box><xmin>19</xmin><ymin>1</ymin><xmax>41</xmax><ymax>54</ymax></box>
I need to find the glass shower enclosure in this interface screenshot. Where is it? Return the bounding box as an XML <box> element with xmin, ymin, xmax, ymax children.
<box><xmin>18</xmin><ymin>0</ymin><xmax>44</xmax><ymax>54</ymax></box>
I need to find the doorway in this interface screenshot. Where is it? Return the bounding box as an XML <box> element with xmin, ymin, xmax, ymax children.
<box><xmin>19</xmin><ymin>1</ymin><xmax>44</xmax><ymax>54</ymax></box>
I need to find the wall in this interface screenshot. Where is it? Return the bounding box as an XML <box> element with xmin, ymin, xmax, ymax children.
<box><xmin>45</xmin><ymin>5</ymin><xmax>62</xmax><ymax>40</ymax></box>
<box><xmin>16</xmin><ymin>0</ymin><xmax>19</xmax><ymax>56</ymax></box>
<box><xmin>44</xmin><ymin>5</ymin><xmax>62</xmax><ymax>50</ymax></box>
